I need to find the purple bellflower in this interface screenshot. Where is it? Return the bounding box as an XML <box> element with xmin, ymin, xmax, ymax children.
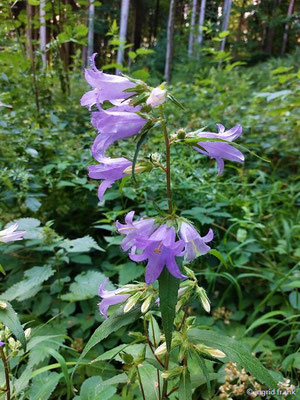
<box><xmin>130</xmin><ymin>224</ymin><xmax>186</xmax><ymax>284</ymax></box>
<box><xmin>179</xmin><ymin>221</ymin><xmax>214</xmax><ymax>262</ymax></box>
<box><xmin>98</xmin><ymin>279</ymin><xmax>130</xmax><ymax>319</ymax></box>
<box><xmin>0</xmin><ymin>341</ymin><xmax>4</xmax><ymax>347</ymax></box>
<box><xmin>91</xmin><ymin>106</ymin><xmax>147</xmax><ymax>159</ymax></box>
<box><xmin>80</xmin><ymin>53</ymin><xmax>136</xmax><ymax>109</ymax></box>
<box><xmin>192</xmin><ymin>124</ymin><xmax>244</xmax><ymax>175</ymax></box>
<box><xmin>88</xmin><ymin>157</ymin><xmax>132</xmax><ymax>201</ymax></box>
<box><xmin>0</xmin><ymin>223</ymin><xmax>26</xmax><ymax>243</ymax></box>
<box><xmin>116</xmin><ymin>211</ymin><xmax>157</xmax><ymax>252</ymax></box>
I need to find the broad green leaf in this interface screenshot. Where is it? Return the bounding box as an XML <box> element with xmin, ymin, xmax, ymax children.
<box><xmin>61</xmin><ymin>270</ymin><xmax>112</xmax><ymax>301</ymax></box>
<box><xmin>138</xmin><ymin>364</ymin><xmax>161</xmax><ymax>400</ymax></box>
<box><xmin>59</xmin><ymin>235</ymin><xmax>104</xmax><ymax>253</ymax></box>
<box><xmin>0</xmin><ymin>301</ymin><xmax>26</xmax><ymax>350</ymax></box>
<box><xmin>28</xmin><ymin>371</ymin><xmax>62</xmax><ymax>400</ymax></box>
<box><xmin>74</xmin><ymin>376</ymin><xmax>116</xmax><ymax>400</ymax></box>
<box><xmin>73</xmin><ymin>307</ymin><xmax>140</xmax><ymax>376</ymax></box>
<box><xmin>188</xmin><ymin>329</ymin><xmax>277</xmax><ymax>387</ymax></box>
<box><xmin>119</xmin><ymin>262</ymin><xmax>144</xmax><ymax>285</ymax></box>
<box><xmin>158</xmin><ymin>268</ymin><xmax>179</xmax><ymax>351</ymax></box>
<box><xmin>178</xmin><ymin>368</ymin><xmax>192</xmax><ymax>400</ymax></box>
<box><xmin>2</xmin><ymin>266</ymin><xmax>55</xmax><ymax>302</ymax></box>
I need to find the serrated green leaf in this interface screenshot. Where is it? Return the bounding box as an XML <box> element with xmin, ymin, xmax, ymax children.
<box><xmin>59</xmin><ymin>235</ymin><xmax>104</xmax><ymax>253</ymax></box>
<box><xmin>188</xmin><ymin>329</ymin><xmax>277</xmax><ymax>387</ymax></box>
<box><xmin>2</xmin><ymin>266</ymin><xmax>55</xmax><ymax>302</ymax></box>
<box><xmin>0</xmin><ymin>301</ymin><xmax>26</xmax><ymax>350</ymax></box>
<box><xmin>119</xmin><ymin>262</ymin><xmax>144</xmax><ymax>285</ymax></box>
<box><xmin>29</xmin><ymin>371</ymin><xmax>62</xmax><ymax>400</ymax></box>
<box><xmin>158</xmin><ymin>268</ymin><xmax>179</xmax><ymax>351</ymax></box>
<box><xmin>74</xmin><ymin>376</ymin><xmax>116</xmax><ymax>400</ymax></box>
<box><xmin>61</xmin><ymin>270</ymin><xmax>112</xmax><ymax>301</ymax></box>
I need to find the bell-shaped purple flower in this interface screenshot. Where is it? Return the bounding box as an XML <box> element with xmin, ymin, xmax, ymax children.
<box><xmin>88</xmin><ymin>157</ymin><xmax>131</xmax><ymax>200</ymax></box>
<box><xmin>130</xmin><ymin>224</ymin><xmax>186</xmax><ymax>284</ymax></box>
<box><xmin>116</xmin><ymin>211</ymin><xmax>157</xmax><ymax>252</ymax></box>
<box><xmin>192</xmin><ymin>124</ymin><xmax>244</xmax><ymax>175</ymax></box>
<box><xmin>179</xmin><ymin>221</ymin><xmax>213</xmax><ymax>262</ymax></box>
<box><xmin>91</xmin><ymin>106</ymin><xmax>147</xmax><ymax>160</ymax></box>
<box><xmin>80</xmin><ymin>53</ymin><xmax>136</xmax><ymax>109</ymax></box>
<box><xmin>0</xmin><ymin>223</ymin><xmax>26</xmax><ymax>243</ymax></box>
<box><xmin>98</xmin><ymin>279</ymin><xmax>130</xmax><ymax>319</ymax></box>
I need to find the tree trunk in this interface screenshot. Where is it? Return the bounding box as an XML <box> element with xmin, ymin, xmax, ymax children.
<box><xmin>281</xmin><ymin>0</ymin><xmax>295</xmax><ymax>55</ymax></box>
<box><xmin>133</xmin><ymin>0</ymin><xmax>142</xmax><ymax>50</ymax></box>
<box><xmin>26</xmin><ymin>2</ymin><xmax>34</xmax><ymax>62</ymax></box>
<box><xmin>164</xmin><ymin>0</ymin><xmax>176</xmax><ymax>83</ymax></box>
<box><xmin>87</xmin><ymin>0</ymin><xmax>95</xmax><ymax>61</ymax></box>
<box><xmin>196</xmin><ymin>0</ymin><xmax>206</xmax><ymax>46</ymax></box>
<box><xmin>188</xmin><ymin>0</ymin><xmax>198</xmax><ymax>57</ymax></box>
<box><xmin>153</xmin><ymin>0</ymin><xmax>160</xmax><ymax>39</ymax></box>
<box><xmin>220</xmin><ymin>0</ymin><xmax>232</xmax><ymax>52</ymax></box>
<box><xmin>233</xmin><ymin>0</ymin><xmax>245</xmax><ymax>59</ymax></box>
<box><xmin>116</xmin><ymin>0</ymin><xmax>130</xmax><ymax>71</ymax></box>
<box><xmin>40</xmin><ymin>0</ymin><xmax>46</xmax><ymax>67</ymax></box>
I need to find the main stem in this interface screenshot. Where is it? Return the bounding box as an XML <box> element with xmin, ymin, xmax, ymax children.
<box><xmin>0</xmin><ymin>347</ymin><xmax>10</xmax><ymax>400</ymax></box>
<box><xmin>160</xmin><ymin>106</ymin><xmax>173</xmax><ymax>214</ymax></box>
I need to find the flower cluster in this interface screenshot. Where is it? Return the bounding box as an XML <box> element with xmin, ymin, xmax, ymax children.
<box><xmin>116</xmin><ymin>211</ymin><xmax>213</xmax><ymax>284</ymax></box>
<box><xmin>81</xmin><ymin>54</ymin><xmax>148</xmax><ymax>200</ymax></box>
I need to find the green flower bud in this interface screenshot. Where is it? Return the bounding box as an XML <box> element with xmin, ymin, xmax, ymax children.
<box><xmin>196</xmin><ymin>287</ymin><xmax>211</xmax><ymax>313</ymax></box>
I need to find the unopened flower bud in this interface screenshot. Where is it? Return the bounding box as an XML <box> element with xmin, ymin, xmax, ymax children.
<box><xmin>141</xmin><ymin>295</ymin><xmax>152</xmax><ymax>314</ymax></box>
<box><xmin>123</xmin><ymin>163</ymin><xmax>150</xmax><ymax>175</ymax></box>
<box><xmin>146</xmin><ymin>86</ymin><xmax>167</xmax><ymax>108</ymax></box>
<box><xmin>196</xmin><ymin>344</ymin><xmax>226</xmax><ymax>358</ymax></box>
<box><xmin>154</xmin><ymin>342</ymin><xmax>167</xmax><ymax>356</ymax></box>
<box><xmin>25</xmin><ymin>328</ymin><xmax>31</xmax><ymax>339</ymax></box>
<box><xmin>8</xmin><ymin>337</ymin><xmax>20</xmax><ymax>351</ymax></box>
<box><xmin>0</xmin><ymin>301</ymin><xmax>7</xmax><ymax>309</ymax></box>
<box><xmin>196</xmin><ymin>287</ymin><xmax>210</xmax><ymax>313</ymax></box>
<box><xmin>177</xmin><ymin>129</ymin><xmax>186</xmax><ymax>139</ymax></box>
<box><xmin>123</xmin><ymin>293</ymin><xmax>141</xmax><ymax>313</ymax></box>
<box><xmin>161</xmin><ymin>366</ymin><xmax>184</xmax><ymax>379</ymax></box>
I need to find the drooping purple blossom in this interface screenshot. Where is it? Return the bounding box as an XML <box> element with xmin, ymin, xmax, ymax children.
<box><xmin>116</xmin><ymin>211</ymin><xmax>157</xmax><ymax>252</ymax></box>
<box><xmin>192</xmin><ymin>124</ymin><xmax>244</xmax><ymax>175</ymax></box>
<box><xmin>179</xmin><ymin>221</ymin><xmax>213</xmax><ymax>262</ymax></box>
<box><xmin>91</xmin><ymin>106</ymin><xmax>147</xmax><ymax>159</ymax></box>
<box><xmin>80</xmin><ymin>53</ymin><xmax>136</xmax><ymax>109</ymax></box>
<box><xmin>130</xmin><ymin>224</ymin><xmax>186</xmax><ymax>284</ymax></box>
<box><xmin>98</xmin><ymin>279</ymin><xmax>130</xmax><ymax>319</ymax></box>
<box><xmin>88</xmin><ymin>157</ymin><xmax>131</xmax><ymax>200</ymax></box>
<box><xmin>0</xmin><ymin>223</ymin><xmax>26</xmax><ymax>243</ymax></box>
<box><xmin>0</xmin><ymin>341</ymin><xmax>4</xmax><ymax>347</ymax></box>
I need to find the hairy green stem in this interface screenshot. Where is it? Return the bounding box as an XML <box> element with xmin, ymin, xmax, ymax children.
<box><xmin>160</xmin><ymin>106</ymin><xmax>173</xmax><ymax>214</ymax></box>
<box><xmin>0</xmin><ymin>347</ymin><xmax>11</xmax><ymax>400</ymax></box>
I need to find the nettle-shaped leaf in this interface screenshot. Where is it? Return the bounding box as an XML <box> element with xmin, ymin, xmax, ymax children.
<box><xmin>2</xmin><ymin>266</ymin><xmax>55</xmax><ymax>301</ymax></box>
<box><xmin>59</xmin><ymin>235</ymin><xmax>104</xmax><ymax>253</ymax></box>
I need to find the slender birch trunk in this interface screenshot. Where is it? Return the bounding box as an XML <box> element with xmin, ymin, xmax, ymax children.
<box><xmin>188</xmin><ymin>0</ymin><xmax>198</xmax><ymax>57</ymax></box>
<box><xmin>196</xmin><ymin>0</ymin><xmax>206</xmax><ymax>46</ymax></box>
<box><xmin>281</xmin><ymin>0</ymin><xmax>295</xmax><ymax>55</ymax></box>
<box><xmin>116</xmin><ymin>0</ymin><xmax>130</xmax><ymax>72</ymax></box>
<box><xmin>220</xmin><ymin>0</ymin><xmax>232</xmax><ymax>52</ymax></box>
<box><xmin>40</xmin><ymin>0</ymin><xmax>46</xmax><ymax>67</ymax></box>
<box><xmin>26</xmin><ymin>1</ymin><xmax>34</xmax><ymax>61</ymax></box>
<box><xmin>164</xmin><ymin>0</ymin><xmax>176</xmax><ymax>83</ymax></box>
<box><xmin>87</xmin><ymin>0</ymin><xmax>95</xmax><ymax>61</ymax></box>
